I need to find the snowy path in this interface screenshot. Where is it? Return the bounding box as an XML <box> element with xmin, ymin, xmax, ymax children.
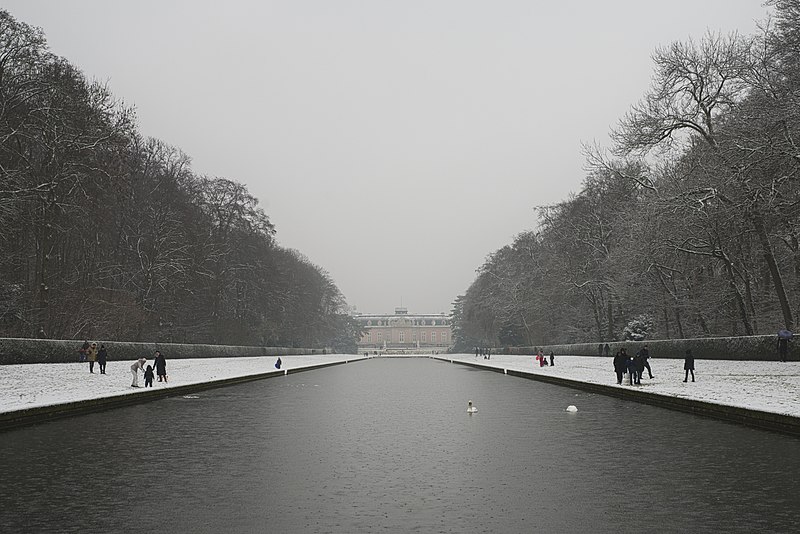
<box><xmin>0</xmin><ymin>354</ymin><xmax>358</xmax><ymax>414</ymax></box>
<box><xmin>446</xmin><ymin>354</ymin><xmax>800</xmax><ymax>417</ymax></box>
<box><xmin>1</xmin><ymin>353</ymin><xmax>799</xmax><ymax>419</ymax></box>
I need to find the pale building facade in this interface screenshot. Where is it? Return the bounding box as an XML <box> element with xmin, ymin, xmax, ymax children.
<box><xmin>354</xmin><ymin>307</ymin><xmax>452</xmax><ymax>353</ymax></box>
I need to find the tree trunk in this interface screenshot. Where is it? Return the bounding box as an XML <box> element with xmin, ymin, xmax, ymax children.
<box><xmin>721</xmin><ymin>253</ymin><xmax>754</xmax><ymax>335</ymax></box>
<box><xmin>751</xmin><ymin>212</ymin><xmax>794</xmax><ymax>330</ymax></box>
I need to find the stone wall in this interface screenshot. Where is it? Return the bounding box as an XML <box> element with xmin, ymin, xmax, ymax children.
<box><xmin>0</xmin><ymin>338</ymin><xmax>317</xmax><ymax>365</ymax></box>
<box><xmin>504</xmin><ymin>334</ymin><xmax>794</xmax><ymax>361</ymax></box>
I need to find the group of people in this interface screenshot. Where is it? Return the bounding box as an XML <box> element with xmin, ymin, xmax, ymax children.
<box><xmin>79</xmin><ymin>342</ymin><xmax>168</xmax><ymax>387</ymax></box>
<box><xmin>534</xmin><ymin>350</ymin><xmax>554</xmax><ymax>367</ymax></box>
<box><xmin>475</xmin><ymin>347</ymin><xmax>492</xmax><ymax>359</ymax></box>
<box><xmin>612</xmin><ymin>345</ymin><xmax>696</xmax><ymax>384</ymax></box>
<box><xmin>612</xmin><ymin>346</ymin><xmax>654</xmax><ymax>385</ymax></box>
<box><xmin>130</xmin><ymin>350</ymin><xmax>168</xmax><ymax>388</ymax></box>
<box><xmin>77</xmin><ymin>341</ymin><xmax>108</xmax><ymax>374</ymax></box>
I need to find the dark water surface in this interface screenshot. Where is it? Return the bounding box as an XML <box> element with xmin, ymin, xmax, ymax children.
<box><xmin>1</xmin><ymin>358</ymin><xmax>799</xmax><ymax>533</ymax></box>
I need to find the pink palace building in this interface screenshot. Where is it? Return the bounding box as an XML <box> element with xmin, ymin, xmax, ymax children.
<box><xmin>354</xmin><ymin>307</ymin><xmax>453</xmax><ymax>353</ymax></box>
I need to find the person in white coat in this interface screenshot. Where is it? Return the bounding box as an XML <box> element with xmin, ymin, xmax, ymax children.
<box><xmin>130</xmin><ymin>357</ymin><xmax>147</xmax><ymax>387</ymax></box>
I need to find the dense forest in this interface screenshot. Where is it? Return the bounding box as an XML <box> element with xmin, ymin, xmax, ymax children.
<box><xmin>454</xmin><ymin>1</ymin><xmax>800</xmax><ymax>350</ymax></box>
<box><xmin>0</xmin><ymin>11</ymin><xmax>361</xmax><ymax>351</ymax></box>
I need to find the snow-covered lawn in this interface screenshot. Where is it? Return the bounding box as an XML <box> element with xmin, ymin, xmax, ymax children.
<box><xmin>447</xmin><ymin>353</ymin><xmax>800</xmax><ymax>417</ymax></box>
<box><xmin>0</xmin><ymin>354</ymin><xmax>358</xmax><ymax>413</ymax></box>
<box><xmin>2</xmin><ymin>353</ymin><xmax>799</xmax><ymax>419</ymax></box>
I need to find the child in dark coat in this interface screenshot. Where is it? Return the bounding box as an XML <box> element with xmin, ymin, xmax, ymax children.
<box><xmin>144</xmin><ymin>365</ymin><xmax>155</xmax><ymax>387</ymax></box>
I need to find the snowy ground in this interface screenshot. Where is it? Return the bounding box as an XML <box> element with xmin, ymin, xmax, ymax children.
<box><xmin>446</xmin><ymin>353</ymin><xmax>800</xmax><ymax>417</ymax></box>
<box><xmin>0</xmin><ymin>354</ymin><xmax>360</xmax><ymax>413</ymax></box>
<box><xmin>1</xmin><ymin>353</ymin><xmax>799</xmax><ymax>418</ymax></box>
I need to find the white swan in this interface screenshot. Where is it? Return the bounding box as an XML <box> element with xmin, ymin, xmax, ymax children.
<box><xmin>467</xmin><ymin>400</ymin><xmax>478</xmax><ymax>413</ymax></box>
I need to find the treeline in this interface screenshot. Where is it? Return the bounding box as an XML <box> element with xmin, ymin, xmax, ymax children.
<box><xmin>453</xmin><ymin>1</ymin><xmax>800</xmax><ymax>350</ymax></box>
<box><xmin>0</xmin><ymin>11</ymin><xmax>360</xmax><ymax>351</ymax></box>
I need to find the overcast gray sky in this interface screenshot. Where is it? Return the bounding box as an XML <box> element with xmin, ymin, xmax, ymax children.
<box><xmin>5</xmin><ymin>1</ymin><xmax>768</xmax><ymax>314</ymax></box>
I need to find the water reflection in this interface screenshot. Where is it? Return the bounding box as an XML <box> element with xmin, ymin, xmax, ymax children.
<box><xmin>1</xmin><ymin>358</ymin><xmax>798</xmax><ymax>533</ymax></box>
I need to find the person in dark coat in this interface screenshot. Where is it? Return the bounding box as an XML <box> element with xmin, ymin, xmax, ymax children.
<box><xmin>683</xmin><ymin>349</ymin><xmax>695</xmax><ymax>382</ymax></box>
<box><xmin>603</xmin><ymin>344</ymin><xmax>610</xmax><ymax>357</ymax></box>
<box><xmin>144</xmin><ymin>365</ymin><xmax>155</xmax><ymax>388</ymax></box>
<box><xmin>275</xmin><ymin>357</ymin><xmax>282</xmax><ymax>369</ymax></box>
<box><xmin>97</xmin><ymin>344</ymin><xmax>108</xmax><ymax>374</ymax></box>
<box><xmin>613</xmin><ymin>351</ymin><xmax>626</xmax><ymax>385</ymax></box>
<box><xmin>639</xmin><ymin>345</ymin><xmax>653</xmax><ymax>379</ymax></box>
<box><xmin>632</xmin><ymin>351</ymin><xmax>644</xmax><ymax>385</ymax></box>
<box><xmin>153</xmin><ymin>351</ymin><xmax>167</xmax><ymax>382</ymax></box>
<box><xmin>777</xmin><ymin>337</ymin><xmax>789</xmax><ymax>363</ymax></box>
<box><xmin>622</xmin><ymin>348</ymin><xmax>636</xmax><ymax>385</ymax></box>
<box><xmin>549</xmin><ymin>351</ymin><xmax>554</xmax><ymax>366</ymax></box>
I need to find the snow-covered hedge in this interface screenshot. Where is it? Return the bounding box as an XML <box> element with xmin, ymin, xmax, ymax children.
<box><xmin>505</xmin><ymin>334</ymin><xmax>792</xmax><ymax>361</ymax></box>
<box><xmin>0</xmin><ymin>338</ymin><xmax>316</xmax><ymax>365</ymax></box>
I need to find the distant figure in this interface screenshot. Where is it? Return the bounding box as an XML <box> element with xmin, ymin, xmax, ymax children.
<box><xmin>683</xmin><ymin>350</ymin><xmax>695</xmax><ymax>382</ymax></box>
<box><xmin>130</xmin><ymin>357</ymin><xmax>146</xmax><ymax>388</ymax></box>
<box><xmin>539</xmin><ymin>351</ymin><xmax>547</xmax><ymax>367</ymax></box>
<box><xmin>153</xmin><ymin>351</ymin><xmax>167</xmax><ymax>382</ymax></box>
<box><xmin>78</xmin><ymin>340</ymin><xmax>90</xmax><ymax>363</ymax></box>
<box><xmin>598</xmin><ymin>344</ymin><xmax>603</xmax><ymax>356</ymax></box>
<box><xmin>778</xmin><ymin>337</ymin><xmax>789</xmax><ymax>363</ymax></box>
<box><xmin>97</xmin><ymin>344</ymin><xmax>108</xmax><ymax>374</ymax></box>
<box><xmin>87</xmin><ymin>342</ymin><xmax>98</xmax><ymax>373</ymax></box>
<box><xmin>467</xmin><ymin>400</ymin><xmax>477</xmax><ymax>413</ymax></box>
<box><xmin>275</xmin><ymin>357</ymin><xmax>282</xmax><ymax>369</ymax></box>
<box><xmin>613</xmin><ymin>351</ymin><xmax>626</xmax><ymax>385</ymax></box>
<box><xmin>549</xmin><ymin>351</ymin><xmax>554</xmax><ymax>366</ymax></box>
<box><xmin>603</xmin><ymin>344</ymin><xmax>610</xmax><ymax>357</ymax></box>
<box><xmin>486</xmin><ymin>348</ymin><xmax>491</xmax><ymax>360</ymax></box>
<box><xmin>475</xmin><ymin>347</ymin><xmax>480</xmax><ymax>358</ymax></box>
<box><xmin>640</xmin><ymin>345</ymin><xmax>653</xmax><ymax>379</ymax></box>
<box><xmin>144</xmin><ymin>365</ymin><xmax>155</xmax><ymax>387</ymax></box>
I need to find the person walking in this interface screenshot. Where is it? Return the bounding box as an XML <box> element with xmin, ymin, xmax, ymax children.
<box><xmin>97</xmin><ymin>344</ymin><xmax>108</xmax><ymax>374</ymax></box>
<box><xmin>130</xmin><ymin>357</ymin><xmax>146</xmax><ymax>388</ymax></box>
<box><xmin>153</xmin><ymin>351</ymin><xmax>167</xmax><ymax>382</ymax></box>
<box><xmin>603</xmin><ymin>344</ymin><xmax>610</xmax><ymax>357</ymax></box>
<box><xmin>640</xmin><ymin>345</ymin><xmax>653</xmax><ymax>379</ymax></box>
<box><xmin>777</xmin><ymin>337</ymin><xmax>789</xmax><ymax>363</ymax></box>
<box><xmin>613</xmin><ymin>350</ymin><xmax>626</xmax><ymax>385</ymax></box>
<box><xmin>275</xmin><ymin>357</ymin><xmax>282</xmax><ymax>369</ymax></box>
<box><xmin>683</xmin><ymin>350</ymin><xmax>695</xmax><ymax>382</ymax></box>
<box><xmin>87</xmin><ymin>342</ymin><xmax>98</xmax><ymax>373</ymax></box>
<box><xmin>549</xmin><ymin>351</ymin><xmax>555</xmax><ymax>367</ymax></box>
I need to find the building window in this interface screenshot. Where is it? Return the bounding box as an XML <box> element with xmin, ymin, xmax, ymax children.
<box><xmin>367</xmin><ymin>332</ymin><xmax>372</xmax><ymax>343</ymax></box>
<box><xmin>399</xmin><ymin>332</ymin><xmax>405</xmax><ymax>343</ymax></box>
<box><xmin>377</xmin><ymin>332</ymin><xmax>383</xmax><ymax>342</ymax></box>
<box><xmin>441</xmin><ymin>332</ymin><xmax>447</xmax><ymax>343</ymax></box>
<box><xmin>412</xmin><ymin>333</ymin><xmax>417</xmax><ymax>343</ymax></box>
<box><xmin>422</xmin><ymin>332</ymin><xmax>427</xmax><ymax>343</ymax></box>
<box><xmin>431</xmin><ymin>332</ymin><xmax>437</xmax><ymax>343</ymax></box>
